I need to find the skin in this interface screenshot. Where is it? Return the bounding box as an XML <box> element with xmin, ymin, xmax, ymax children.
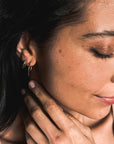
<box><xmin>0</xmin><ymin>0</ymin><xmax>114</xmax><ymax>143</ymax></box>
<box><xmin>21</xmin><ymin>0</ymin><xmax>114</xmax><ymax>143</ymax></box>
<box><xmin>21</xmin><ymin>80</ymin><xmax>114</xmax><ymax>144</ymax></box>
<box><xmin>37</xmin><ymin>0</ymin><xmax>114</xmax><ymax>122</ymax></box>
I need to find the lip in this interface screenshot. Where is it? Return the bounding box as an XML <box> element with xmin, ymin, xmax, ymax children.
<box><xmin>94</xmin><ymin>95</ymin><xmax>114</xmax><ymax>105</ymax></box>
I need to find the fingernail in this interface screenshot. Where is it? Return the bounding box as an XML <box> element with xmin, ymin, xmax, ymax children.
<box><xmin>21</xmin><ymin>89</ymin><xmax>26</xmax><ymax>95</ymax></box>
<box><xmin>28</xmin><ymin>81</ymin><xmax>35</xmax><ymax>89</ymax></box>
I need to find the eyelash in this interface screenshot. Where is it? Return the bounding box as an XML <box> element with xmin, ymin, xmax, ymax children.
<box><xmin>90</xmin><ymin>48</ymin><xmax>114</xmax><ymax>59</ymax></box>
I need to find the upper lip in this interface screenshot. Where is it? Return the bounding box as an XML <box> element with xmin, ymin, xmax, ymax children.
<box><xmin>94</xmin><ymin>95</ymin><xmax>114</xmax><ymax>99</ymax></box>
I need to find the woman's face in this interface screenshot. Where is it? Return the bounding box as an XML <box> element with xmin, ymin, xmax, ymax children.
<box><xmin>37</xmin><ymin>0</ymin><xmax>114</xmax><ymax>120</ymax></box>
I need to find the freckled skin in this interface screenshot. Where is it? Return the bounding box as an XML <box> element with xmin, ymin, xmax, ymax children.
<box><xmin>36</xmin><ymin>0</ymin><xmax>114</xmax><ymax>125</ymax></box>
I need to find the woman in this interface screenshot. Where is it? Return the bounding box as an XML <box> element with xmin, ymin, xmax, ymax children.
<box><xmin>0</xmin><ymin>0</ymin><xmax>114</xmax><ymax>143</ymax></box>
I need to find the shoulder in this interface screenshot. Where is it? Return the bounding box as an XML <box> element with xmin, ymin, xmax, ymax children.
<box><xmin>0</xmin><ymin>113</ymin><xmax>25</xmax><ymax>143</ymax></box>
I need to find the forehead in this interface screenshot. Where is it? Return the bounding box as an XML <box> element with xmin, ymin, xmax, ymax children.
<box><xmin>57</xmin><ymin>0</ymin><xmax>114</xmax><ymax>41</ymax></box>
<box><xmin>87</xmin><ymin>0</ymin><xmax>114</xmax><ymax>32</ymax></box>
<box><xmin>66</xmin><ymin>0</ymin><xmax>114</xmax><ymax>42</ymax></box>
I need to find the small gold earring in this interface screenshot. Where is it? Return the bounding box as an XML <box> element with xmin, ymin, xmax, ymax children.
<box><xmin>22</xmin><ymin>60</ymin><xmax>27</xmax><ymax>69</ymax></box>
<box><xmin>22</xmin><ymin>60</ymin><xmax>33</xmax><ymax>76</ymax></box>
<box><xmin>28</xmin><ymin>64</ymin><xmax>32</xmax><ymax>76</ymax></box>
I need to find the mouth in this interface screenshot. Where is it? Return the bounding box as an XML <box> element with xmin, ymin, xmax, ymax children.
<box><xmin>94</xmin><ymin>95</ymin><xmax>114</xmax><ymax>105</ymax></box>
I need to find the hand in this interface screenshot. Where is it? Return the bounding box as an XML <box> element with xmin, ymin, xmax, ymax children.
<box><xmin>23</xmin><ymin>80</ymin><xmax>95</xmax><ymax>144</ymax></box>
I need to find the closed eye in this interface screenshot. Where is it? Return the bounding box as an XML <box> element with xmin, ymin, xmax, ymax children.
<box><xmin>90</xmin><ymin>48</ymin><xmax>114</xmax><ymax>59</ymax></box>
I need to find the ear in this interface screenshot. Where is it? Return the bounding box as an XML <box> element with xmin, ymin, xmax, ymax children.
<box><xmin>16</xmin><ymin>32</ymin><xmax>37</xmax><ymax>67</ymax></box>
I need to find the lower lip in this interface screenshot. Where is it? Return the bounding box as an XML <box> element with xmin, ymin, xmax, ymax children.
<box><xmin>94</xmin><ymin>95</ymin><xmax>114</xmax><ymax>105</ymax></box>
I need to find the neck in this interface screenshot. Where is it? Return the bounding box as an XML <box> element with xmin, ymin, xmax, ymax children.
<box><xmin>60</xmin><ymin>104</ymin><xmax>113</xmax><ymax>129</ymax></box>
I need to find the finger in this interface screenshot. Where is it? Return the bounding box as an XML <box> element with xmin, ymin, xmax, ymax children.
<box><xmin>66</xmin><ymin>113</ymin><xmax>92</xmax><ymax>138</ymax></box>
<box><xmin>24</xmin><ymin>114</ymin><xmax>49</xmax><ymax>144</ymax></box>
<box><xmin>25</xmin><ymin>132</ymin><xmax>36</xmax><ymax>144</ymax></box>
<box><xmin>28</xmin><ymin>80</ymin><xmax>73</xmax><ymax>131</ymax></box>
<box><xmin>24</xmin><ymin>95</ymin><xmax>61</xmax><ymax>141</ymax></box>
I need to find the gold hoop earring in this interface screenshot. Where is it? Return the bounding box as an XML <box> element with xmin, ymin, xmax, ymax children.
<box><xmin>22</xmin><ymin>60</ymin><xmax>27</xmax><ymax>69</ymax></box>
<box><xmin>22</xmin><ymin>60</ymin><xmax>33</xmax><ymax>76</ymax></box>
<box><xmin>28</xmin><ymin>64</ymin><xmax>32</xmax><ymax>76</ymax></box>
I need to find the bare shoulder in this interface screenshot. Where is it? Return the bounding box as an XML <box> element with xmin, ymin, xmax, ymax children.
<box><xmin>0</xmin><ymin>112</ymin><xmax>25</xmax><ymax>143</ymax></box>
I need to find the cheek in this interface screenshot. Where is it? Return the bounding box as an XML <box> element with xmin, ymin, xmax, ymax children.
<box><xmin>69</xmin><ymin>60</ymin><xmax>106</xmax><ymax>93</ymax></box>
<box><xmin>39</xmin><ymin>43</ymin><xmax>110</xmax><ymax>116</ymax></box>
<box><xmin>49</xmin><ymin>47</ymin><xmax>108</xmax><ymax>95</ymax></box>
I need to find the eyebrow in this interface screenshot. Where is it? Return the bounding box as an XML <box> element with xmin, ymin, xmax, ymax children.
<box><xmin>82</xmin><ymin>30</ymin><xmax>114</xmax><ymax>39</ymax></box>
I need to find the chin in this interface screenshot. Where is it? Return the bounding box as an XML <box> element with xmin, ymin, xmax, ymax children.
<box><xmin>85</xmin><ymin>105</ymin><xmax>111</xmax><ymax>120</ymax></box>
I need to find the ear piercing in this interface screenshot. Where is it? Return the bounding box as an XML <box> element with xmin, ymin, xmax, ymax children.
<box><xmin>21</xmin><ymin>47</ymin><xmax>33</xmax><ymax>76</ymax></box>
<box><xmin>22</xmin><ymin>60</ymin><xmax>33</xmax><ymax>76</ymax></box>
<box><xmin>28</xmin><ymin>64</ymin><xmax>33</xmax><ymax>76</ymax></box>
<box><xmin>22</xmin><ymin>60</ymin><xmax>27</xmax><ymax>69</ymax></box>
